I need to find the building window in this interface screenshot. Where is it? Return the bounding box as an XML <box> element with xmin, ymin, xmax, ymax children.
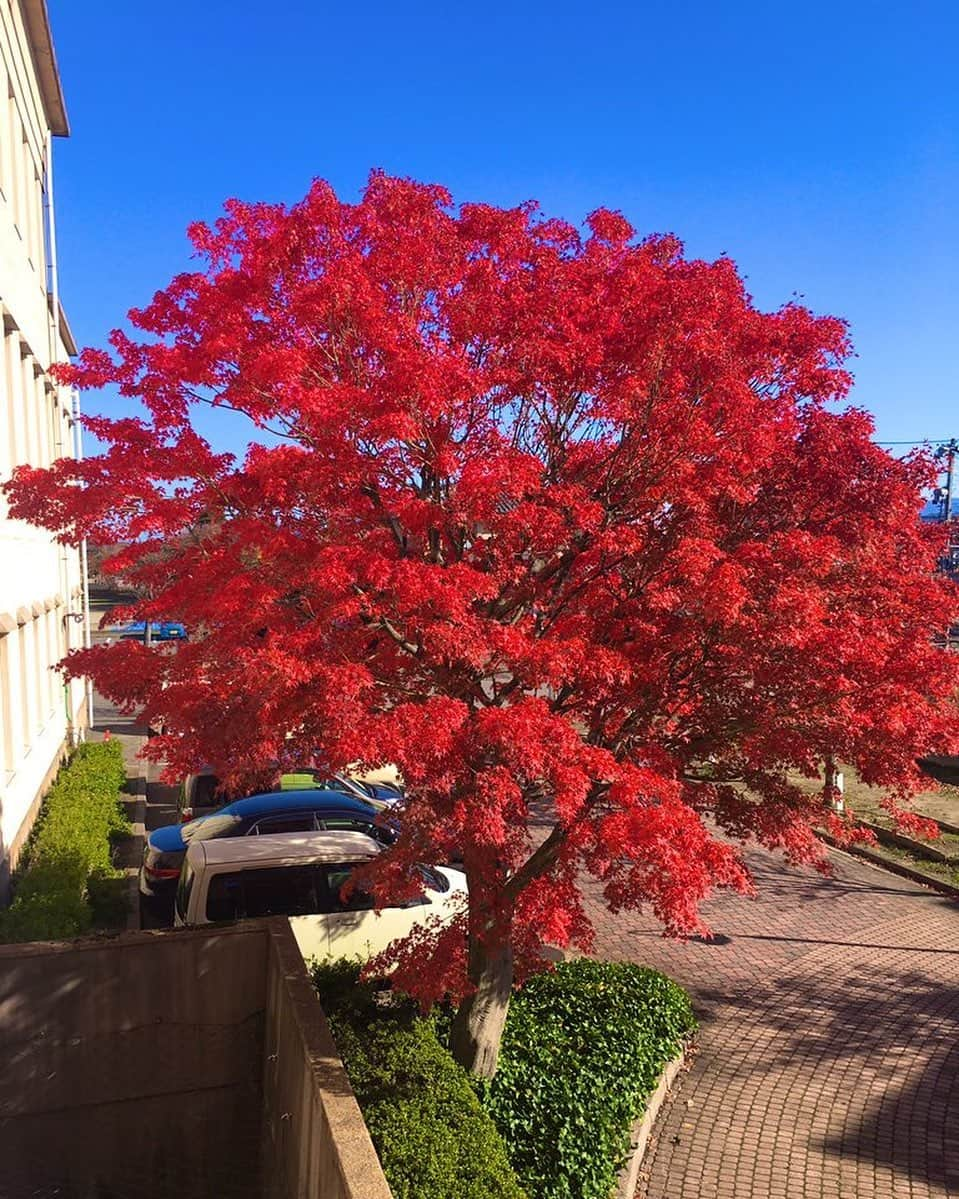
<box><xmin>0</xmin><ymin>633</ymin><xmax>13</xmax><ymax>775</ymax></box>
<box><xmin>33</xmin><ymin>616</ymin><xmax>44</xmax><ymax>730</ymax></box>
<box><xmin>44</xmin><ymin>608</ymin><xmax>56</xmax><ymax>718</ymax></box>
<box><xmin>3</xmin><ymin>325</ymin><xmax>20</xmax><ymax>472</ymax></box>
<box><xmin>8</xmin><ymin>102</ymin><xmax>22</xmax><ymax>235</ymax></box>
<box><xmin>47</xmin><ymin>386</ymin><xmax>59</xmax><ymax>466</ymax></box>
<box><xmin>19</xmin><ymin>346</ymin><xmax>36</xmax><ymax>467</ymax></box>
<box><xmin>18</xmin><ymin>622</ymin><xmax>30</xmax><ymax>749</ymax></box>
<box><xmin>34</xmin><ymin>369</ymin><xmax>48</xmax><ymax>468</ymax></box>
<box><xmin>0</xmin><ymin>68</ymin><xmax>9</xmax><ymax>202</ymax></box>
<box><xmin>0</xmin><ymin>315</ymin><xmax>8</xmax><ymax>479</ymax></box>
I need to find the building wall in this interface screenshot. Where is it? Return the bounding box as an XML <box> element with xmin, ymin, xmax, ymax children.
<box><xmin>0</xmin><ymin>1</ymin><xmax>86</xmax><ymax>899</ymax></box>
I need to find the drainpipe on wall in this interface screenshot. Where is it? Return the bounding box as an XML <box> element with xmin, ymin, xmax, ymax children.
<box><xmin>73</xmin><ymin>386</ymin><xmax>94</xmax><ymax>730</ymax></box>
<box><xmin>43</xmin><ymin>132</ymin><xmax>86</xmax><ymax>745</ymax></box>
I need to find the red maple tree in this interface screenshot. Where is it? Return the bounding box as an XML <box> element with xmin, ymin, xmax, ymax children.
<box><xmin>7</xmin><ymin>173</ymin><xmax>958</xmax><ymax>1075</ymax></box>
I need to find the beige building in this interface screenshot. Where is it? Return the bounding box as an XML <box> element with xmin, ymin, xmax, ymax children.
<box><xmin>0</xmin><ymin>1</ymin><xmax>88</xmax><ymax>898</ymax></box>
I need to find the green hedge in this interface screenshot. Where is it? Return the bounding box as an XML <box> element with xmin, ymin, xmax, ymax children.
<box><xmin>311</xmin><ymin>961</ymin><xmax>527</xmax><ymax>1199</ymax></box>
<box><xmin>0</xmin><ymin>739</ymin><xmax>129</xmax><ymax>943</ymax></box>
<box><xmin>481</xmin><ymin>959</ymin><xmax>696</xmax><ymax>1199</ymax></box>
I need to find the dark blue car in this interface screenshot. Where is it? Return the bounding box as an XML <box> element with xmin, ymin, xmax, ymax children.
<box><xmin>116</xmin><ymin>620</ymin><xmax>187</xmax><ymax>641</ymax></box>
<box><xmin>139</xmin><ymin>789</ymin><xmax>394</xmax><ymax>911</ymax></box>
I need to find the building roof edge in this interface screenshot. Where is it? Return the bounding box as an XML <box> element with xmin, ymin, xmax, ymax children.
<box><xmin>19</xmin><ymin>0</ymin><xmax>69</xmax><ymax>137</ymax></box>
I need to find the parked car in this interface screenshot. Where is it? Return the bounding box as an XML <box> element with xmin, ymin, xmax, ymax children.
<box><xmin>177</xmin><ymin>765</ymin><xmax>404</xmax><ymax>822</ymax></box>
<box><xmin>139</xmin><ymin>789</ymin><xmax>393</xmax><ymax>914</ymax></box>
<box><xmin>112</xmin><ymin>620</ymin><xmax>188</xmax><ymax>642</ymax></box>
<box><xmin>173</xmin><ymin>829</ymin><xmax>467</xmax><ymax>964</ymax></box>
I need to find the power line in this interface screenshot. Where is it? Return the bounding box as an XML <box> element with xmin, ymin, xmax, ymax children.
<box><xmin>873</xmin><ymin>438</ymin><xmax>955</xmax><ymax>446</ymax></box>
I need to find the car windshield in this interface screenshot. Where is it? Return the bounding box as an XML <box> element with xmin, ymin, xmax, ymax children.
<box><xmin>180</xmin><ymin>813</ymin><xmax>244</xmax><ymax>843</ymax></box>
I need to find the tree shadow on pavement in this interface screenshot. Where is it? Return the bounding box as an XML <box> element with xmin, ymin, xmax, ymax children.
<box><xmin>708</xmin><ymin>959</ymin><xmax>959</xmax><ymax>1193</ymax></box>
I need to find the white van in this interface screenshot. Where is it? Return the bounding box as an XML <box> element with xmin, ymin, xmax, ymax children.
<box><xmin>174</xmin><ymin>830</ymin><xmax>466</xmax><ymax>964</ymax></box>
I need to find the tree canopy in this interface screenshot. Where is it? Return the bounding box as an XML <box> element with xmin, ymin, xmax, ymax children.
<box><xmin>7</xmin><ymin>172</ymin><xmax>957</xmax><ymax>1074</ymax></box>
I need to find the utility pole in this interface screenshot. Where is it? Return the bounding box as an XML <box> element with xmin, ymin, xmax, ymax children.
<box><xmin>942</xmin><ymin>439</ymin><xmax>957</xmax><ymax>524</ymax></box>
<box><xmin>934</xmin><ymin>440</ymin><xmax>959</xmax><ymax>647</ymax></box>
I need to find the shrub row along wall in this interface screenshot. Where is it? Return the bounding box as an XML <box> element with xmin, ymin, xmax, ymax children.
<box><xmin>0</xmin><ymin>920</ymin><xmax>391</xmax><ymax>1199</ymax></box>
<box><xmin>312</xmin><ymin>961</ymin><xmax>526</xmax><ymax>1199</ymax></box>
<box><xmin>314</xmin><ymin>959</ymin><xmax>696</xmax><ymax>1199</ymax></box>
<box><xmin>482</xmin><ymin>959</ymin><xmax>696</xmax><ymax>1199</ymax></box>
<box><xmin>0</xmin><ymin>739</ymin><xmax>129</xmax><ymax>942</ymax></box>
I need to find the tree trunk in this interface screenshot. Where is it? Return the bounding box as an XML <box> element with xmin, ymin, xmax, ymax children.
<box><xmin>451</xmin><ymin>932</ymin><xmax>514</xmax><ymax>1079</ymax></box>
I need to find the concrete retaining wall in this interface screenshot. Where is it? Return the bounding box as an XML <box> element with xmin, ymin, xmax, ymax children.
<box><xmin>0</xmin><ymin>920</ymin><xmax>391</xmax><ymax>1199</ymax></box>
<box><xmin>261</xmin><ymin>926</ymin><xmax>393</xmax><ymax>1199</ymax></box>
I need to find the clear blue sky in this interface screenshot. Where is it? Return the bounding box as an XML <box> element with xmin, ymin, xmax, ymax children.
<box><xmin>48</xmin><ymin>0</ymin><xmax>958</xmax><ymax>456</ymax></box>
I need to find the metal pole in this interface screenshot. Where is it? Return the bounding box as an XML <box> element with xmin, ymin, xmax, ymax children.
<box><xmin>44</xmin><ymin>132</ymin><xmax>81</xmax><ymax>744</ymax></box>
<box><xmin>73</xmin><ymin>386</ymin><xmax>94</xmax><ymax>731</ymax></box>
<box><xmin>944</xmin><ymin>439</ymin><xmax>956</xmax><ymax>524</ymax></box>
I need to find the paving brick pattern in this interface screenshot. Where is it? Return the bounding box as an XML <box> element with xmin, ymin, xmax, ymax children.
<box><xmin>578</xmin><ymin>846</ymin><xmax>959</xmax><ymax>1198</ymax></box>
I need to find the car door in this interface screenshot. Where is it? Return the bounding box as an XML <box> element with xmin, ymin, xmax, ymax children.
<box><xmin>320</xmin><ymin>863</ymin><xmax>434</xmax><ymax>962</ymax></box>
<box><xmin>286</xmin><ymin>861</ymin><xmax>335</xmax><ymax>963</ymax></box>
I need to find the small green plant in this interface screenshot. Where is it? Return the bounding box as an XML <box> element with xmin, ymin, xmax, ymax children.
<box><xmin>0</xmin><ymin>739</ymin><xmax>130</xmax><ymax>942</ymax></box>
<box><xmin>481</xmin><ymin>959</ymin><xmax>696</xmax><ymax>1199</ymax></box>
<box><xmin>312</xmin><ymin>961</ymin><xmax>527</xmax><ymax>1199</ymax></box>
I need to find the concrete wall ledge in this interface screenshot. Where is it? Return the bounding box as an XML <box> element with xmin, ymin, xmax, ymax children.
<box><xmin>615</xmin><ymin>1037</ymin><xmax>692</xmax><ymax>1199</ymax></box>
<box><xmin>818</xmin><ymin>831</ymin><xmax>959</xmax><ymax>901</ymax></box>
<box><xmin>857</xmin><ymin>819</ymin><xmax>959</xmax><ymax>865</ymax></box>
<box><xmin>0</xmin><ymin>919</ymin><xmax>393</xmax><ymax>1199</ymax></box>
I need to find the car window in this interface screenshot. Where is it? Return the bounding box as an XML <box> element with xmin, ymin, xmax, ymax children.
<box><xmin>206</xmin><ymin>865</ymin><xmax>322</xmax><ymax>921</ymax></box>
<box><xmin>323</xmin><ymin>864</ymin><xmax>375</xmax><ymax>913</ymax></box>
<box><xmin>176</xmin><ymin>861</ymin><xmax>195</xmax><ymax>923</ymax></box>
<box><xmin>279</xmin><ymin>772</ymin><xmax>323</xmax><ymax>790</ymax></box>
<box><xmin>330</xmin><ymin>775</ymin><xmax>370</xmax><ymax>800</ymax></box>
<box><xmin>241</xmin><ymin>865</ymin><xmax>321</xmax><ymax>917</ymax></box>
<box><xmin>192</xmin><ymin>775</ymin><xmax>219</xmax><ymax>808</ymax></box>
<box><xmin>247</xmin><ymin>813</ymin><xmax>318</xmax><ymax>836</ymax></box>
<box><xmin>181</xmin><ymin>813</ymin><xmax>243</xmax><ymax>843</ymax></box>
<box><xmin>321</xmin><ymin>815</ymin><xmax>374</xmax><ymax>836</ymax></box>
<box><xmin>206</xmin><ymin>873</ymin><xmax>244</xmax><ymax>922</ymax></box>
<box><xmin>320</xmin><ymin>814</ymin><xmax>395</xmax><ymax>846</ymax></box>
<box><xmin>418</xmin><ymin>866</ymin><xmax>450</xmax><ymax>893</ymax></box>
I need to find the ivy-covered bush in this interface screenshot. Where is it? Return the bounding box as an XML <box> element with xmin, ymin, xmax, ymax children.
<box><xmin>481</xmin><ymin>958</ymin><xmax>696</xmax><ymax>1199</ymax></box>
<box><xmin>312</xmin><ymin>960</ymin><xmax>527</xmax><ymax>1199</ymax></box>
<box><xmin>0</xmin><ymin>739</ymin><xmax>129</xmax><ymax>942</ymax></box>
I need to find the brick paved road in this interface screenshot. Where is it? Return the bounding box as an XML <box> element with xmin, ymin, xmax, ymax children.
<box><xmin>580</xmin><ymin>845</ymin><xmax>959</xmax><ymax>1198</ymax></box>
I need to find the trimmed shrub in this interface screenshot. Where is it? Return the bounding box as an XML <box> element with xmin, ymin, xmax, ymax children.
<box><xmin>481</xmin><ymin>959</ymin><xmax>696</xmax><ymax>1199</ymax></box>
<box><xmin>312</xmin><ymin>961</ymin><xmax>527</xmax><ymax>1199</ymax></box>
<box><xmin>0</xmin><ymin>739</ymin><xmax>130</xmax><ymax>942</ymax></box>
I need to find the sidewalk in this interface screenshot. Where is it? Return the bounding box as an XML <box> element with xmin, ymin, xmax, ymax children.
<box><xmin>580</xmin><ymin>845</ymin><xmax>959</xmax><ymax>1198</ymax></box>
<box><xmin>87</xmin><ymin>598</ymin><xmax>148</xmax><ymax>926</ymax></box>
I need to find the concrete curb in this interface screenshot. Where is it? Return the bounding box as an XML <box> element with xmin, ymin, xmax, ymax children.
<box><xmin>818</xmin><ymin>831</ymin><xmax>959</xmax><ymax>901</ymax></box>
<box><xmin>857</xmin><ymin>819</ymin><xmax>959</xmax><ymax>865</ymax></box>
<box><xmin>615</xmin><ymin>1038</ymin><xmax>691</xmax><ymax>1199</ymax></box>
<box><xmin>120</xmin><ymin>743</ymin><xmax>147</xmax><ymax>932</ymax></box>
